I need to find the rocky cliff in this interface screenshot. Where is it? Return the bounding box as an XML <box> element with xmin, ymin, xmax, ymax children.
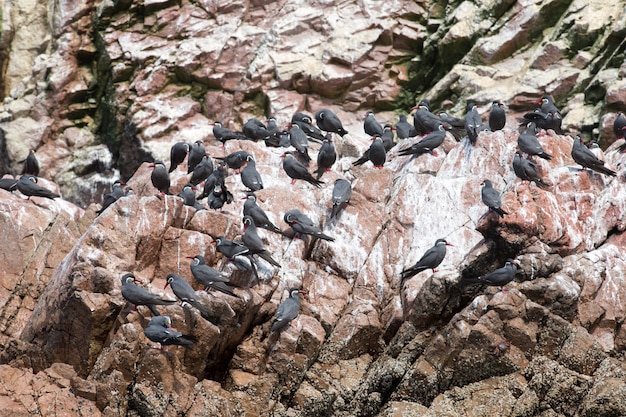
<box><xmin>1</xmin><ymin>0</ymin><xmax>626</xmax><ymax>416</ymax></box>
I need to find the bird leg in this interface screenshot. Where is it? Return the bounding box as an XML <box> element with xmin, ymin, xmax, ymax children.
<box><xmin>291</xmin><ymin>179</ymin><xmax>297</xmax><ymax>185</ymax></box>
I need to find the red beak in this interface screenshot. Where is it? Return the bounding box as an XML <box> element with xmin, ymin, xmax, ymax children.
<box><xmin>163</xmin><ymin>282</ymin><xmax>169</xmax><ymax>289</ymax></box>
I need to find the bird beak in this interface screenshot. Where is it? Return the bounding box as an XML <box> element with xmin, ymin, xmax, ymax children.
<box><xmin>410</xmin><ymin>105</ymin><xmax>418</xmax><ymax>111</ymax></box>
<box><xmin>186</xmin><ymin>256</ymin><xmax>195</xmax><ymax>260</ymax></box>
<box><xmin>148</xmin><ymin>163</ymin><xmax>156</xmax><ymax>168</ymax></box>
<box><xmin>163</xmin><ymin>282</ymin><xmax>169</xmax><ymax>289</ymax></box>
<box><xmin>445</xmin><ymin>243</ymin><xmax>454</xmax><ymax>246</ymax></box>
<box><xmin>513</xmin><ymin>259</ymin><xmax>521</xmax><ymax>266</ymax></box>
<box><xmin>298</xmin><ymin>289</ymin><xmax>309</xmax><ymax>296</ymax></box>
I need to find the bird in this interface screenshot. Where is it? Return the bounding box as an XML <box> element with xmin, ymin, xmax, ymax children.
<box><xmin>243</xmin><ymin>193</ymin><xmax>283</xmax><ymax>235</ymax></box>
<box><xmin>271</xmin><ymin>288</ymin><xmax>308</xmax><ymax>333</ymax></box>
<box><xmin>464</xmin><ymin>102</ymin><xmax>482</xmax><ymax>144</ymax></box>
<box><xmin>435</xmin><ymin>110</ymin><xmax>466</xmax><ymax>130</ymax></box>
<box><xmin>0</xmin><ymin>177</ymin><xmax>18</xmax><ymax>192</ymax></box>
<box><xmin>150</xmin><ymin>161</ymin><xmax>171</xmax><ymax>194</ymax></box>
<box><xmin>458</xmin><ymin>259</ymin><xmax>521</xmax><ymax>289</ymax></box>
<box><xmin>315</xmin><ymin>109</ymin><xmax>348</xmax><ymax>137</ymax></box>
<box><xmin>363</xmin><ymin>111</ymin><xmax>384</xmax><ymax>137</ymax></box>
<box><xmin>212</xmin><ymin>121</ymin><xmax>247</xmax><ymax>146</ymax></box>
<box><xmin>400</xmin><ymin>238</ymin><xmax>452</xmax><ymax>281</ymax></box>
<box><xmin>207</xmin><ymin>184</ymin><xmax>233</xmax><ymax>210</ymax></box>
<box><xmin>517</xmin><ymin>122</ymin><xmax>553</xmax><ymax>160</ymax></box>
<box><xmin>281</xmin><ymin>152</ymin><xmax>324</xmax><ymax>187</ymax></box>
<box><xmin>538</xmin><ymin>95</ymin><xmax>561</xmax><ymax>116</ymax></box>
<box><xmin>243</xmin><ymin>118</ymin><xmax>272</xmax><ymax>141</ymax></box>
<box><xmin>143</xmin><ymin>315</ymin><xmax>197</xmax><ymax>348</ymax></box>
<box><xmin>291</xmin><ymin>113</ymin><xmax>325</xmax><ymax>141</ymax></box>
<box><xmin>168</xmin><ymin>142</ymin><xmax>190</xmax><ymax>173</ymax></box>
<box><xmin>411</xmin><ymin>100</ymin><xmax>444</xmax><ymax>135</ymax></box>
<box><xmin>17</xmin><ymin>175</ymin><xmax>59</xmax><ymax>199</ymax></box>
<box><xmin>481</xmin><ymin>179</ymin><xmax>508</xmax><ymax>217</ymax></box>
<box><xmin>97</xmin><ymin>180</ymin><xmax>127</xmax><ymax>215</ymax></box>
<box><xmin>198</xmin><ymin>162</ymin><xmax>227</xmax><ymax>200</ymax></box>
<box><xmin>381</xmin><ymin>124</ymin><xmax>396</xmax><ymax>151</ymax></box>
<box><xmin>187</xmin><ymin>140</ymin><xmax>206</xmax><ymax>173</ymax></box>
<box><xmin>488</xmin><ymin>100</ymin><xmax>506</xmax><ymax>131</ymax></box>
<box><xmin>289</xmin><ymin>123</ymin><xmax>311</xmax><ymax>163</ymax></box>
<box><xmin>618</xmin><ymin>127</ymin><xmax>626</xmax><ymax>153</ymax></box>
<box><xmin>240</xmin><ymin>155</ymin><xmax>263</xmax><ymax>191</ymax></box>
<box><xmin>214</xmin><ymin>236</ymin><xmax>260</xmax><ymax>283</ymax></box>
<box><xmin>120</xmin><ymin>273</ymin><xmax>176</xmax><ymax>316</ymax></box>
<box><xmin>352</xmin><ymin>137</ymin><xmax>386</xmax><ymax>168</ymax></box>
<box><xmin>178</xmin><ymin>184</ymin><xmax>207</xmax><ymax>210</ymax></box>
<box><xmin>22</xmin><ymin>149</ymin><xmax>40</xmax><ymax>176</ymax></box>
<box><xmin>395</xmin><ymin>114</ymin><xmax>418</xmax><ymax>139</ymax></box>
<box><xmin>163</xmin><ymin>273</ymin><xmax>215</xmax><ymax>322</ymax></box>
<box><xmin>571</xmin><ymin>134</ymin><xmax>616</xmax><ymax>176</ymax></box>
<box><xmin>315</xmin><ymin>134</ymin><xmax>337</xmax><ymax>179</ymax></box>
<box><xmin>521</xmin><ymin>110</ymin><xmax>563</xmax><ymax>134</ymax></box>
<box><xmin>188</xmin><ymin>255</ymin><xmax>240</xmax><ymax>297</ymax></box>
<box><xmin>330</xmin><ymin>179</ymin><xmax>352</xmax><ymax>220</ymax></box>
<box><xmin>284</xmin><ymin>209</ymin><xmax>335</xmax><ymax>241</ymax></box>
<box><xmin>242</xmin><ymin>216</ymin><xmax>281</xmax><ymax>267</ymax></box>
<box><xmin>189</xmin><ymin>155</ymin><xmax>214</xmax><ymax>186</ymax></box>
<box><xmin>215</xmin><ymin>150</ymin><xmax>250</xmax><ymax>172</ymax></box>
<box><xmin>512</xmin><ymin>151</ymin><xmax>550</xmax><ymax>189</ymax></box>
<box><xmin>613</xmin><ymin>112</ymin><xmax>626</xmax><ymax>138</ymax></box>
<box><xmin>397</xmin><ymin>123</ymin><xmax>450</xmax><ymax>159</ymax></box>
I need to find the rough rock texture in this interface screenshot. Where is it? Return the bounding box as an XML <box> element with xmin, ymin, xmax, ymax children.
<box><xmin>1</xmin><ymin>0</ymin><xmax>626</xmax><ymax>416</ymax></box>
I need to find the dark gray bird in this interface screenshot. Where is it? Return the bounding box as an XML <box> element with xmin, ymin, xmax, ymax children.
<box><xmin>240</xmin><ymin>155</ymin><xmax>263</xmax><ymax>191</ymax></box>
<box><xmin>178</xmin><ymin>184</ymin><xmax>207</xmax><ymax>210</ymax></box>
<box><xmin>281</xmin><ymin>152</ymin><xmax>324</xmax><ymax>187</ymax></box>
<box><xmin>538</xmin><ymin>95</ymin><xmax>561</xmax><ymax>116</ymax></box>
<box><xmin>215</xmin><ymin>150</ymin><xmax>250</xmax><ymax>172</ymax></box>
<box><xmin>198</xmin><ymin>162</ymin><xmax>227</xmax><ymax>200</ymax></box>
<box><xmin>242</xmin><ymin>216</ymin><xmax>281</xmax><ymax>267</ymax></box>
<box><xmin>22</xmin><ymin>149</ymin><xmax>40</xmax><ymax>176</ymax></box>
<box><xmin>488</xmin><ymin>100</ymin><xmax>506</xmax><ymax>131</ymax></box>
<box><xmin>188</xmin><ymin>255</ymin><xmax>240</xmax><ymax>297</ymax></box>
<box><xmin>464</xmin><ymin>102</ymin><xmax>482</xmax><ymax>145</ymax></box>
<box><xmin>397</xmin><ymin>123</ymin><xmax>450</xmax><ymax>158</ymax></box>
<box><xmin>400</xmin><ymin>238</ymin><xmax>452</xmax><ymax>281</ymax></box>
<box><xmin>169</xmin><ymin>142</ymin><xmax>190</xmax><ymax>173</ymax></box>
<box><xmin>395</xmin><ymin>114</ymin><xmax>418</xmax><ymax>139</ymax></box>
<box><xmin>614</xmin><ymin>112</ymin><xmax>626</xmax><ymax>138</ymax></box>
<box><xmin>265</xmin><ymin>117</ymin><xmax>280</xmax><ymax>136</ymax></box>
<box><xmin>291</xmin><ymin>113</ymin><xmax>325</xmax><ymax>141</ymax></box>
<box><xmin>243</xmin><ymin>193</ymin><xmax>283</xmax><ymax>234</ymax></box>
<box><xmin>17</xmin><ymin>175</ymin><xmax>59</xmax><ymax>199</ymax></box>
<box><xmin>381</xmin><ymin>124</ymin><xmax>396</xmax><ymax>151</ymax></box>
<box><xmin>458</xmin><ymin>259</ymin><xmax>521</xmax><ymax>289</ymax></box>
<box><xmin>330</xmin><ymin>179</ymin><xmax>352</xmax><ymax>220</ymax></box>
<box><xmin>315</xmin><ymin>134</ymin><xmax>337</xmax><ymax>179</ymax></box>
<box><xmin>512</xmin><ymin>151</ymin><xmax>550</xmax><ymax>189</ymax></box>
<box><xmin>0</xmin><ymin>177</ymin><xmax>18</xmax><ymax>192</ymax></box>
<box><xmin>187</xmin><ymin>140</ymin><xmax>206</xmax><ymax>174</ymax></box>
<box><xmin>411</xmin><ymin>100</ymin><xmax>443</xmax><ymax>135</ymax></box>
<box><xmin>521</xmin><ymin>110</ymin><xmax>563</xmax><ymax>134</ymax></box>
<box><xmin>164</xmin><ymin>273</ymin><xmax>215</xmax><ymax>322</ymax></box>
<box><xmin>289</xmin><ymin>123</ymin><xmax>311</xmax><ymax>163</ymax></box>
<box><xmin>143</xmin><ymin>315</ymin><xmax>197</xmax><ymax>348</ymax></box>
<box><xmin>364</xmin><ymin>111</ymin><xmax>384</xmax><ymax>137</ymax></box>
<box><xmin>207</xmin><ymin>184</ymin><xmax>233</xmax><ymax>210</ymax></box>
<box><xmin>518</xmin><ymin>123</ymin><xmax>553</xmax><ymax>160</ymax></box>
<box><xmin>243</xmin><ymin>118</ymin><xmax>272</xmax><ymax>141</ymax></box>
<box><xmin>436</xmin><ymin>110</ymin><xmax>466</xmax><ymax>130</ymax></box>
<box><xmin>284</xmin><ymin>209</ymin><xmax>334</xmax><ymax>241</ymax></box>
<box><xmin>315</xmin><ymin>109</ymin><xmax>348</xmax><ymax>137</ymax></box>
<box><xmin>571</xmin><ymin>134</ymin><xmax>616</xmax><ymax>176</ymax></box>
<box><xmin>97</xmin><ymin>180</ymin><xmax>127</xmax><ymax>215</ymax></box>
<box><xmin>214</xmin><ymin>236</ymin><xmax>260</xmax><ymax>284</ymax></box>
<box><xmin>352</xmin><ymin>137</ymin><xmax>386</xmax><ymax>168</ymax></box>
<box><xmin>481</xmin><ymin>179</ymin><xmax>507</xmax><ymax>217</ymax></box>
<box><xmin>271</xmin><ymin>288</ymin><xmax>308</xmax><ymax>333</ymax></box>
<box><xmin>212</xmin><ymin>121</ymin><xmax>247</xmax><ymax>147</ymax></box>
<box><xmin>189</xmin><ymin>155</ymin><xmax>214</xmax><ymax>186</ymax></box>
<box><xmin>150</xmin><ymin>161</ymin><xmax>171</xmax><ymax>194</ymax></box>
<box><xmin>120</xmin><ymin>273</ymin><xmax>175</xmax><ymax>316</ymax></box>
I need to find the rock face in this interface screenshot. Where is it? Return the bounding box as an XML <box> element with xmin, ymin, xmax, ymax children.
<box><xmin>1</xmin><ymin>0</ymin><xmax>626</xmax><ymax>416</ymax></box>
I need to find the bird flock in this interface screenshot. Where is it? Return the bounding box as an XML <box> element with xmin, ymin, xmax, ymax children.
<box><xmin>3</xmin><ymin>99</ymin><xmax>625</xmax><ymax>351</ymax></box>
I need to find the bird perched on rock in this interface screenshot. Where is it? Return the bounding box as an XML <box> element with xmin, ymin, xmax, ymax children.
<box><xmin>436</xmin><ymin>110</ymin><xmax>466</xmax><ymax>130</ymax></box>
<box><xmin>489</xmin><ymin>100</ymin><xmax>506</xmax><ymax>131</ymax></box>
<box><xmin>187</xmin><ymin>140</ymin><xmax>206</xmax><ymax>174</ymax></box>
<box><xmin>242</xmin><ymin>216</ymin><xmax>281</xmax><ymax>267</ymax></box>
<box><xmin>240</xmin><ymin>155</ymin><xmax>263</xmax><ymax>191</ymax></box>
<box><xmin>214</xmin><ymin>236</ymin><xmax>259</xmax><ymax>283</ymax></box>
<box><xmin>212</xmin><ymin>121</ymin><xmax>247</xmax><ymax>147</ymax></box>
<box><xmin>613</xmin><ymin>112</ymin><xmax>626</xmax><ymax>138</ymax></box>
<box><xmin>207</xmin><ymin>184</ymin><xmax>233</xmax><ymax>210</ymax></box>
<box><xmin>315</xmin><ymin>134</ymin><xmax>337</xmax><ymax>179</ymax></box>
<box><xmin>512</xmin><ymin>151</ymin><xmax>550</xmax><ymax>189</ymax></box>
<box><xmin>179</xmin><ymin>184</ymin><xmax>206</xmax><ymax>210</ymax></box>
<box><xmin>22</xmin><ymin>149</ymin><xmax>40</xmax><ymax>176</ymax></box>
<box><xmin>292</xmin><ymin>113</ymin><xmax>325</xmax><ymax>141</ymax></box>
<box><xmin>150</xmin><ymin>161</ymin><xmax>170</xmax><ymax>194</ymax></box>
<box><xmin>120</xmin><ymin>273</ymin><xmax>175</xmax><ymax>316</ymax></box>
<box><xmin>400</xmin><ymin>238</ymin><xmax>452</xmax><ymax>281</ymax></box>
<box><xmin>169</xmin><ymin>142</ymin><xmax>190</xmax><ymax>173</ymax></box>
<box><xmin>284</xmin><ymin>209</ymin><xmax>334</xmax><ymax>241</ymax></box>
<box><xmin>330</xmin><ymin>179</ymin><xmax>352</xmax><ymax>220</ymax></box>
<box><xmin>97</xmin><ymin>180</ymin><xmax>127</xmax><ymax>215</ymax></box>
<box><xmin>199</xmin><ymin>162</ymin><xmax>227</xmax><ymax>200</ymax></box>
<box><xmin>363</xmin><ymin>111</ymin><xmax>384</xmax><ymax>137</ymax></box>
<box><xmin>281</xmin><ymin>152</ymin><xmax>324</xmax><ymax>187</ymax></box>
<box><xmin>521</xmin><ymin>110</ymin><xmax>563</xmax><ymax>134</ymax></box>
<box><xmin>315</xmin><ymin>109</ymin><xmax>348</xmax><ymax>137</ymax></box>
<box><xmin>271</xmin><ymin>288</ymin><xmax>308</xmax><ymax>333</ymax></box>
<box><xmin>164</xmin><ymin>273</ymin><xmax>215</xmax><ymax>322</ymax></box>
<box><xmin>481</xmin><ymin>179</ymin><xmax>508</xmax><ymax>217</ymax></box>
<box><xmin>144</xmin><ymin>315</ymin><xmax>197</xmax><ymax>348</ymax></box>
<box><xmin>538</xmin><ymin>95</ymin><xmax>561</xmax><ymax>116</ymax></box>
<box><xmin>395</xmin><ymin>114</ymin><xmax>418</xmax><ymax>139</ymax></box>
<box><xmin>17</xmin><ymin>175</ymin><xmax>59</xmax><ymax>199</ymax></box>
<box><xmin>518</xmin><ymin>122</ymin><xmax>553</xmax><ymax>160</ymax></box>
<box><xmin>381</xmin><ymin>124</ymin><xmax>396</xmax><ymax>151</ymax></box>
<box><xmin>352</xmin><ymin>137</ymin><xmax>386</xmax><ymax>168</ymax></box>
<box><xmin>289</xmin><ymin>123</ymin><xmax>311</xmax><ymax>163</ymax></box>
<box><xmin>243</xmin><ymin>118</ymin><xmax>272</xmax><ymax>141</ymax></box>
<box><xmin>189</xmin><ymin>155</ymin><xmax>214</xmax><ymax>186</ymax></box>
<box><xmin>571</xmin><ymin>134</ymin><xmax>616</xmax><ymax>177</ymax></box>
<box><xmin>0</xmin><ymin>177</ymin><xmax>18</xmax><ymax>192</ymax></box>
<box><xmin>188</xmin><ymin>255</ymin><xmax>240</xmax><ymax>297</ymax></box>
<box><xmin>243</xmin><ymin>193</ymin><xmax>283</xmax><ymax>235</ymax></box>
<box><xmin>397</xmin><ymin>123</ymin><xmax>450</xmax><ymax>159</ymax></box>
<box><xmin>412</xmin><ymin>100</ymin><xmax>443</xmax><ymax>136</ymax></box>
<box><xmin>215</xmin><ymin>150</ymin><xmax>250</xmax><ymax>172</ymax></box>
<box><xmin>464</xmin><ymin>102</ymin><xmax>482</xmax><ymax>145</ymax></box>
<box><xmin>458</xmin><ymin>259</ymin><xmax>521</xmax><ymax>290</ymax></box>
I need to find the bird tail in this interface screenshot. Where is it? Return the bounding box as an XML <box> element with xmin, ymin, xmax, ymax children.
<box><xmin>256</xmin><ymin>251</ymin><xmax>281</xmax><ymax>268</ymax></box>
<box><xmin>179</xmin><ymin>334</ymin><xmax>198</xmax><ymax>348</ymax></box>
<box><xmin>307</xmin><ymin>177</ymin><xmax>324</xmax><ymax>188</ymax></box>
<box><xmin>147</xmin><ymin>304</ymin><xmax>161</xmax><ymax>316</ymax></box>
<box><xmin>315</xmin><ymin>232</ymin><xmax>335</xmax><ymax>242</ymax></box>
<box><xmin>619</xmin><ymin>142</ymin><xmax>626</xmax><ymax>153</ymax></box>
<box><xmin>338</xmin><ymin>128</ymin><xmax>348</xmax><ymax>137</ymax></box>
<box><xmin>209</xmin><ymin>282</ymin><xmax>242</xmax><ymax>298</ymax></box>
<box><xmin>593</xmin><ymin>165</ymin><xmax>617</xmax><ymax>176</ymax></box>
<box><xmin>330</xmin><ymin>203</ymin><xmax>343</xmax><ymax>220</ymax></box>
<box><xmin>352</xmin><ymin>156</ymin><xmax>368</xmax><ymax>166</ymax></box>
<box><xmin>538</xmin><ymin>152</ymin><xmax>553</xmax><ymax>160</ymax></box>
<box><xmin>494</xmin><ymin>208</ymin><xmax>508</xmax><ymax>217</ymax></box>
<box><xmin>400</xmin><ymin>266</ymin><xmax>427</xmax><ymax>281</ymax></box>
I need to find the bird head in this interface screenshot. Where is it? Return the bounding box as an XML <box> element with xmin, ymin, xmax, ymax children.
<box><xmin>481</xmin><ymin>179</ymin><xmax>492</xmax><ymax>187</ymax></box>
<box><xmin>121</xmin><ymin>273</ymin><xmax>136</xmax><ymax>285</ymax></box>
<box><xmin>164</xmin><ymin>274</ymin><xmax>176</xmax><ymax>289</ymax></box>
<box><xmin>507</xmin><ymin>259</ymin><xmax>521</xmax><ymax>268</ymax></box>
